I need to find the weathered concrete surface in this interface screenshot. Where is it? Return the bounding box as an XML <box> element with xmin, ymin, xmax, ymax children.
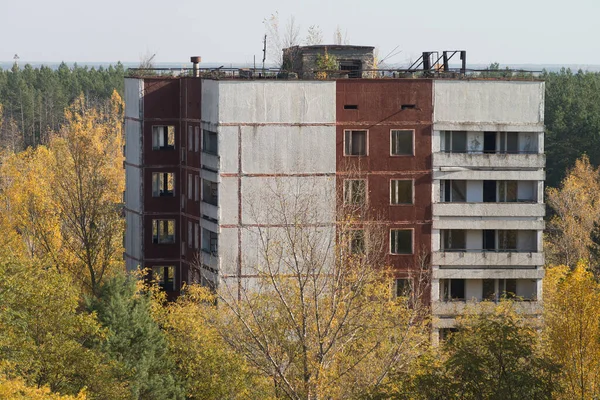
<box><xmin>433</xmin><ymin>219</ymin><xmax>545</xmax><ymax>230</ymax></box>
<box><xmin>433</xmin><ymin>153</ymin><xmax>545</xmax><ymax>169</ymax></box>
<box><xmin>433</xmin><ymin>81</ymin><xmax>545</xmax><ymax>126</ymax></box>
<box><xmin>433</xmin><ymin>203</ymin><xmax>545</xmax><ymax>217</ymax></box>
<box><xmin>432</xmin><ymin>268</ymin><xmax>545</xmax><ymax>279</ymax></box>
<box><xmin>432</xmin><ymin>251</ymin><xmax>544</xmax><ymax>267</ymax></box>
<box><xmin>432</xmin><ymin>300</ymin><xmax>541</xmax><ymax>317</ymax></box>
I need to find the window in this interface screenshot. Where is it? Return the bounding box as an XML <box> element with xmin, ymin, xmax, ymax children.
<box><xmin>188</xmin><ymin>221</ymin><xmax>192</xmax><ymax>248</ymax></box>
<box><xmin>188</xmin><ymin>126</ymin><xmax>193</xmax><ymax>151</ymax></box>
<box><xmin>441</xmin><ymin>131</ymin><xmax>467</xmax><ymax>153</ymax></box>
<box><xmin>500</xmin><ymin>279</ymin><xmax>517</xmax><ymax>299</ymax></box>
<box><xmin>195</xmin><ymin>175</ymin><xmax>199</xmax><ymax>201</ymax></box>
<box><xmin>390</xmin><ymin>180</ymin><xmax>413</xmax><ymax>204</ymax></box>
<box><xmin>498</xmin><ymin>181</ymin><xmax>518</xmax><ymax>202</ymax></box>
<box><xmin>152</xmin><ymin>266</ymin><xmax>175</xmax><ymax>291</ymax></box>
<box><xmin>343</xmin><ymin>180</ymin><xmax>366</xmax><ymax>205</ymax></box>
<box><xmin>203</xmin><ymin>179</ymin><xmax>218</xmax><ymax>206</ymax></box>
<box><xmin>441</xmin><ymin>279</ymin><xmax>465</xmax><ymax>301</ymax></box>
<box><xmin>442</xmin><ymin>230</ymin><xmax>466</xmax><ymax>252</ymax></box>
<box><xmin>439</xmin><ymin>328</ymin><xmax>458</xmax><ymax>342</ymax></box>
<box><xmin>203</xmin><ymin>130</ymin><xmax>218</xmax><ymax>155</ymax></box>
<box><xmin>152</xmin><ymin>219</ymin><xmax>175</xmax><ymax>244</ymax></box>
<box><xmin>349</xmin><ymin>230</ymin><xmax>365</xmax><ymax>254</ymax></box>
<box><xmin>152</xmin><ymin>126</ymin><xmax>175</xmax><ymax>150</ymax></box>
<box><xmin>391</xmin><ymin>130</ymin><xmax>413</xmax><ymax>156</ymax></box>
<box><xmin>390</xmin><ymin>229</ymin><xmax>412</xmax><ymax>254</ymax></box>
<box><xmin>483</xmin><ymin>279</ymin><xmax>496</xmax><ymax>300</ymax></box>
<box><xmin>499</xmin><ymin>132</ymin><xmax>519</xmax><ymax>154</ymax></box>
<box><xmin>152</xmin><ymin>172</ymin><xmax>174</xmax><ymax>197</ymax></box>
<box><xmin>202</xmin><ymin>228</ymin><xmax>218</xmax><ymax>255</ymax></box>
<box><xmin>188</xmin><ymin>174</ymin><xmax>192</xmax><ymax>199</ymax></box>
<box><xmin>441</xmin><ymin>180</ymin><xmax>466</xmax><ymax>202</ymax></box>
<box><xmin>498</xmin><ymin>230</ymin><xmax>517</xmax><ymax>251</ymax></box>
<box><xmin>195</xmin><ymin>127</ymin><xmax>200</xmax><ymax>152</ymax></box>
<box><xmin>195</xmin><ymin>223</ymin><xmax>199</xmax><ymax>249</ymax></box>
<box><xmin>395</xmin><ymin>278</ymin><xmax>411</xmax><ymax>298</ymax></box>
<box><xmin>344</xmin><ymin>130</ymin><xmax>367</xmax><ymax>156</ymax></box>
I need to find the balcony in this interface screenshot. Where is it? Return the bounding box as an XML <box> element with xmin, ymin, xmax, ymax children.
<box><xmin>432</xmin><ymin>300</ymin><xmax>541</xmax><ymax>316</ymax></box>
<box><xmin>433</xmin><ymin>202</ymin><xmax>545</xmax><ymax>217</ymax></box>
<box><xmin>201</xmin><ymin>151</ymin><xmax>219</xmax><ymax>171</ymax></box>
<box><xmin>202</xmin><ymin>201</ymin><xmax>218</xmax><ymax>220</ymax></box>
<box><xmin>432</xmin><ymin>250</ymin><xmax>544</xmax><ymax>267</ymax></box>
<box><xmin>433</xmin><ymin>152</ymin><xmax>545</xmax><ymax>169</ymax></box>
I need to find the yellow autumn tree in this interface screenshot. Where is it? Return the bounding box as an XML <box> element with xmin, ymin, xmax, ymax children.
<box><xmin>0</xmin><ymin>375</ymin><xmax>87</xmax><ymax>400</ymax></box>
<box><xmin>544</xmin><ymin>261</ymin><xmax>600</xmax><ymax>399</ymax></box>
<box><xmin>0</xmin><ymin>92</ymin><xmax>125</xmax><ymax>294</ymax></box>
<box><xmin>48</xmin><ymin>91</ymin><xmax>125</xmax><ymax>294</ymax></box>
<box><xmin>546</xmin><ymin>155</ymin><xmax>600</xmax><ymax>267</ymax></box>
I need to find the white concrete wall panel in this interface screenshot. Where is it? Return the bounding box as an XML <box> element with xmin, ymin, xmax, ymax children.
<box><xmin>433</xmin><ymin>219</ymin><xmax>545</xmax><ymax>231</ymax></box>
<box><xmin>125</xmin><ymin>166</ymin><xmax>142</xmax><ymax>212</ymax></box>
<box><xmin>432</xmin><ymin>152</ymin><xmax>545</xmax><ymax>169</ymax></box>
<box><xmin>219</xmin><ymin>177</ymin><xmax>239</xmax><ymax>226</ymax></box>
<box><xmin>125</xmin><ymin>211</ymin><xmax>142</xmax><ymax>271</ymax></box>
<box><xmin>125</xmin><ymin>119</ymin><xmax>142</xmax><ymax>166</ymax></box>
<box><xmin>466</xmin><ymin>230</ymin><xmax>481</xmax><ymax>250</ymax></box>
<box><xmin>218</xmin><ymin>227</ymin><xmax>239</xmax><ymax>276</ymax></box>
<box><xmin>434</xmin><ymin>169</ymin><xmax>544</xmax><ymax>181</ymax></box>
<box><xmin>218</xmin><ymin>81</ymin><xmax>336</xmax><ymax>123</ymax></box>
<box><xmin>466</xmin><ymin>181</ymin><xmax>483</xmax><ymax>202</ymax></box>
<box><xmin>241</xmin><ymin>125</ymin><xmax>336</xmax><ymax>174</ymax></box>
<box><xmin>517</xmin><ymin>279</ymin><xmax>537</xmax><ymax>299</ymax></box>
<box><xmin>466</xmin><ymin>279</ymin><xmax>482</xmax><ymax>301</ymax></box>
<box><xmin>201</xmin><ymin>79</ymin><xmax>219</xmax><ymax>125</ymax></box>
<box><xmin>124</xmin><ymin>79</ymin><xmax>142</xmax><ymax>119</ymax></box>
<box><xmin>433</xmin><ymin>81</ymin><xmax>545</xmax><ymax>126</ymax></box>
<box><xmin>433</xmin><ymin>268</ymin><xmax>545</xmax><ymax>280</ymax></box>
<box><xmin>241</xmin><ymin>176</ymin><xmax>336</xmax><ymax>226</ymax></box>
<box><xmin>433</xmin><ymin>203</ymin><xmax>545</xmax><ymax>218</ymax></box>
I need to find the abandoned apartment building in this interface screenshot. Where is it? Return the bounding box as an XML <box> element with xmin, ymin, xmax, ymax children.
<box><xmin>123</xmin><ymin>46</ymin><xmax>545</xmax><ymax>341</ymax></box>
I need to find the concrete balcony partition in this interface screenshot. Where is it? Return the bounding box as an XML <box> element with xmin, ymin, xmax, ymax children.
<box><xmin>433</xmin><ymin>202</ymin><xmax>545</xmax><ymax>218</ymax></box>
<box><xmin>201</xmin><ymin>202</ymin><xmax>219</xmax><ymax>221</ymax></box>
<box><xmin>433</xmin><ymin>152</ymin><xmax>545</xmax><ymax>169</ymax></box>
<box><xmin>432</xmin><ymin>251</ymin><xmax>544</xmax><ymax>267</ymax></box>
<box><xmin>201</xmin><ymin>151</ymin><xmax>219</xmax><ymax>171</ymax></box>
<box><xmin>201</xmin><ymin>250</ymin><xmax>219</xmax><ymax>272</ymax></box>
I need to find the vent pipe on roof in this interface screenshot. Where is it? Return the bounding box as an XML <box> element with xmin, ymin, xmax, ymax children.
<box><xmin>190</xmin><ymin>56</ymin><xmax>201</xmax><ymax>77</ymax></box>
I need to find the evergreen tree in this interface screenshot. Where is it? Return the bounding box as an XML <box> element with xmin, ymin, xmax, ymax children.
<box><xmin>86</xmin><ymin>274</ymin><xmax>183</xmax><ymax>400</ymax></box>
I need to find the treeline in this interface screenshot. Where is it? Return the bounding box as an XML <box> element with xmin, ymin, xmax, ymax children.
<box><xmin>0</xmin><ymin>62</ymin><xmax>124</xmax><ymax>150</ymax></box>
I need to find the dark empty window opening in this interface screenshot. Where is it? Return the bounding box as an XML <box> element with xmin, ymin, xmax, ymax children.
<box><xmin>344</xmin><ymin>179</ymin><xmax>366</xmax><ymax>205</ymax></box>
<box><xmin>442</xmin><ymin>230</ymin><xmax>466</xmax><ymax>252</ymax></box>
<box><xmin>339</xmin><ymin>61</ymin><xmax>362</xmax><ymax>78</ymax></box>
<box><xmin>395</xmin><ymin>278</ymin><xmax>411</xmax><ymax>298</ymax></box>
<box><xmin>391</xmin><ymin>130</ymin><xmax>413</xmax><ymax>156</ymax></box>
<box><xmin>344</xmin><ymin>130</ymin><xmax>367</xmax><ymax>156</ymax></box>
<box><xmin>152</xmin><ymin>266</ymin><xmax>175</xmax><ymax>292</ymax></box>
<box><xmin>401</xmin><ymin>104</ymin><xmax>416</xmax><ymax>110</ymax></box>
<box><xmin>202</xmin><ymin>130</ymin><xmax>218</xmax><ymax>155</ymax></box>
<box><xmin>344</xmin><ymin>104</ymin><xmax>358</xmax><ymax>110</ymax></box>
<box><xmin>442</xmin><ymin>279</ymin><xmax>465</xmax><ymax>301</ymax></box>
<box><xmin>390</xmin><ymin>229</ymin><xmax>412</xmax><ymax>254</ymax></box>
<box><xmin>202</xmin><ymin>179</ymin><xmax>218</xmax><ymax>206</ymax></box>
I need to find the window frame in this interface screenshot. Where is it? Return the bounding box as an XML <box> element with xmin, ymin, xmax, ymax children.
<box><xmin>152</xmin><ymin>265</ymin><xmax>175</xmax><ymax>291</ymax></box>
<box><xmin>343</xmin><ymin>179</ymin><xmax>367</xmax><ymax>205</ymax></box>
<box><xmin>202</xmin><ymin>129</ymin><xmax>218</xmax><ymax>156</ymax></box>
<box><xmin>151</xmin><ymin>172</ymin><xmax>175</xmax><ymax>197</ymax></box>
<box><xmin>389</xmin><ymin>228</ymin><xmax>413</xmax><ymax>255</ymax></box>
<box><xmin>152</xmin><ymin>125</ymin><xmax>175</xmax><ymax>150</ymax></box>
<box><xmin>152</xmin><ymin>219</ymin><xmax>176</xmax><ymax>244</ymax></box>
<box><xmin>343</xmin><ymin>129</ymin><xmax>368</xmax><ymax>156</ymax></box>
<box><xmin>395</xmin><ymin>278</ymin><xmax>411</xmax><ymax>298</ymax></box>
<box><xmin>390</xmin><ymin>129</ymin><xmax>415</xmax><ymax>156</ymax></box>
<box><xmin>390</xmin><ymin>179</ymin><xmax>414</xmax><ymax>205</ymax></box>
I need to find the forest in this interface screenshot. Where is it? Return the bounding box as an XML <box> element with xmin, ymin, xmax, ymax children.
<box><xmin>1</xmin><ymin>63</ymin><xmax>600</xmax><ymax>399</ymax></box>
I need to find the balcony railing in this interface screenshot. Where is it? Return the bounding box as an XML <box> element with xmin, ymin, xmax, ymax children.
<box><xmin>440</xmin><ymin>248</ymin><xmax>538</xmax><ymax>253</ymax></box>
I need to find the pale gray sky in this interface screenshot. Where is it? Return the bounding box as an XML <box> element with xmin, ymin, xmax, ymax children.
<box><xmin>1</xmin><ymin>0</ymin><xmax>598</xmax><ymax>65</ymax></box>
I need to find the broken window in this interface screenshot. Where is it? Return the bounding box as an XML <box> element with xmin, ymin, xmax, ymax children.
<box><xmin>152</xmin><ymin>266</ymin><xmax>175</xmax><ymax>291</ymax></box>
<box><xmin>344</xmin><ymin>179</ymin><xmax>366</xmax><ymax>205</ymax></box>
<box><xmin>395</xmin><ymin>278</ymin><xmax>411</xmax><ymax>298</ymax></box>
<box><xmin>442</xmin><ymin>180</ymin><xmax>466</xmax><ymax>202</ymax></box>
<box><xmin>498</xmin><ymin>181</ymin><xmax>518</xmax><ymax>202</ymax></box>
<box><xmin>390</xmin><ymin>229</ymin><xmax>412</xmax><ymax>254</ymax></box>
<box><xmin>152</xmin><ymin>172</ymin><xmax>174</xmax><ymax>197</ymax></box>
<box><xmin>441</xmin><ymin>279</ymin><xmax>465</xmax><ymax>301</ymax></box>
<box><xmin>202</xmin><ymin>179</ymin><xmax>218</xmax><ymax>206</ymax></box>
<box><xmin>202</xmin><ymin>228</ymin><xmax>218</xmax><ymax>255</ymax></box>
<box><xmin>391</xmin><ymin>180</ymin><xmax>413</xmax><ymax>204</ymax></box>
<box><xmin>498</xmin><ymin>230</ymin><xmax>517</xmax><ymax>251</ymax></box>
<box><xmin>442</xmin><ymin>131</ymin><xmax>467</xmax><ymax>153</ymax></box>
<box><xmin>349</xmin><ymin>230</ymin><xmax>365</xmax><ymax>254</ymax></box>
<box><xmin>203</xmin><ymin>130</ymin><xmax>218</xmax><ymax>155</ymax></box>
<box><xmin>152</xmin><ymin>126</ymin><xmax>175</xmax><ymax>150</ymax></box>
<box><xmin>152</xmin><ymin>219</ymin><xmax>175</xmax><ymax>244</ymax></box>
<box><xmin>391</xmin><ymin>130</ymin><xmax>413</xmax><ymax>156</ymax></box>
<box><xmin>499</xmin><ymin>132</ymin><xmax>519</xmax><ymax>153</ymax></box>
<box><xmin>442</xmin><ymin>230</ymin><xmax>466</xmax><ymax>251</ymax></box>
<box><xmin>344</xmin><ymin>130</ymin><xmax>367</xmax><ymax>156</ymax></box>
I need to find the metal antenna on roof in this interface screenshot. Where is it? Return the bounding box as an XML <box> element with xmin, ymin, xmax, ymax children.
<box><xmin>262</xmin><ymin>35</ymin><xmax>267</xmax><ymax>75</ymax></box>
